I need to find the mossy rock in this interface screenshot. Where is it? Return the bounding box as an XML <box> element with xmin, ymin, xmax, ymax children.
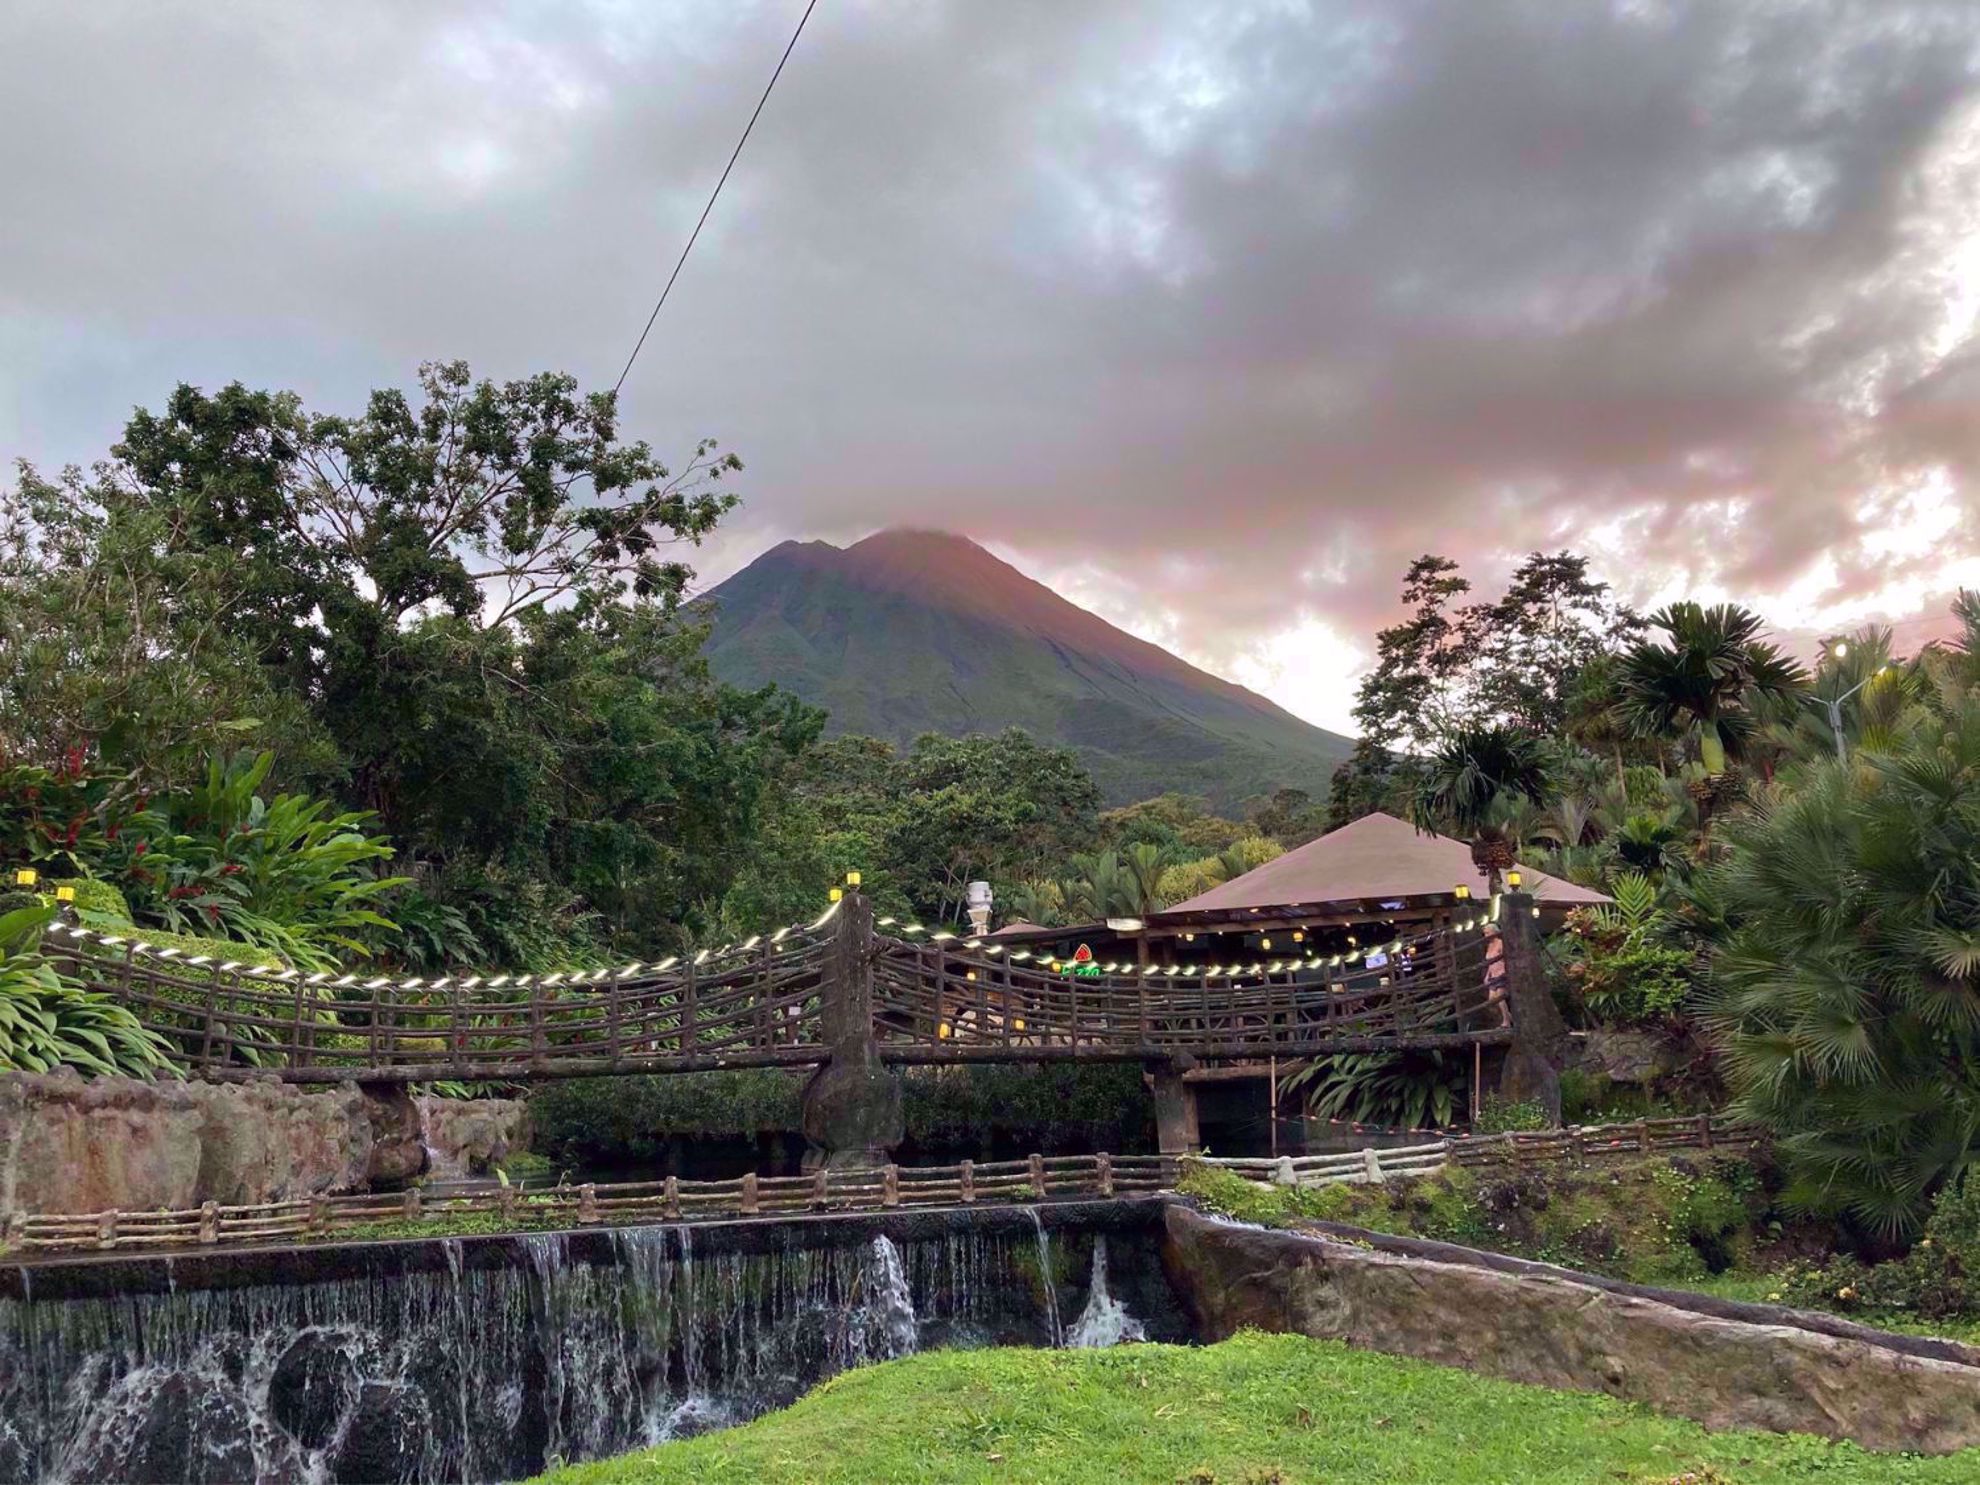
<box><xmin>73</xmin><ymin>927</ymin><xmax>288</xmax><ymax>972</ymax></box>
<box><xmin>49</xmin><ymin>877</ymin><xmax>134</xmax><ymax>926</ymax></box>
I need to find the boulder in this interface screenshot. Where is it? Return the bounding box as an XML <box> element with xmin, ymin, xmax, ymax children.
<box><xmin>359</xmin><ymin>1084</ymin><xmax>429</xmax><ymax>1188</ymax></box>
<box><xmin>1161</xmin><ymin>1203</ymin><xmax>1980</xmax><ymax>1454</ymax></box>
<box><xmin>414</xmin><ymin>1095</ymin><xmax>531</xmax><ymax>1179</ymax></box>
<box><xmin>1570</xmin><ymin>1028</ymin><xmax>1680</xmax><ymax>1086</ymax></box>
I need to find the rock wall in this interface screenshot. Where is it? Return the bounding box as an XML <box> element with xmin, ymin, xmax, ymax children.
<box><xmin>414</xmin><ymin>1095</ymin><xmax>530</xmax><ymax>1180</ymax></box>
<box><xmin>0</xmin><ymin>1072</ymin><xmax>373</xmax><ymax>1215</ymax></box>
<box><xmin>1162</xmin><ymin>1203</ymin><xmax>1980</xmax><ymax>1454</ymax></box>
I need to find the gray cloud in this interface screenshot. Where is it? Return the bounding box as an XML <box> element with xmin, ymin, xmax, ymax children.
<box><xmin>5</xmin><ymin>0</ymin><xmax>1980</xmax><ymax>724</ymax></box>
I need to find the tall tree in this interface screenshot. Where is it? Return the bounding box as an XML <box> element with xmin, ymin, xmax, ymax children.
<box><xmin>1351</xmin><ymin>555</ymin><xmax>1478</xmax><ymax>750</ymax></box>
<box><xmin>1475</xmin><ymin>553</ymin><xmax>1642</xmax><ymax>736</ymax></box>
<box><xmin>2</xmin><ymin>362</ymin><xmax>815</xmax><ymax>961</ymax></box>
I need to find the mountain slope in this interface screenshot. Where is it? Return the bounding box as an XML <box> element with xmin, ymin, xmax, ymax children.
<box><xmin>699</xmin><ymin>529</ymin><xmax>1355</xmax><ymax>809</ymax></box>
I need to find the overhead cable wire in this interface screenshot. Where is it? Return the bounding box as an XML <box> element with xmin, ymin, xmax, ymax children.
<box><xmin>613</xmin><ymin>0</ymin><xmax>821</xmax><ymax>395</ymax></box>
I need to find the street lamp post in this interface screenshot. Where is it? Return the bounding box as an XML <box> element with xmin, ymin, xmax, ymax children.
<box><xmin>1802</xmin><ymin>642</ymin><xmax>1887</xmax><ymax>762</ymax></box>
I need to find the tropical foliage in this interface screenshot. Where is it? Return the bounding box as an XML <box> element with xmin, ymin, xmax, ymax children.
<box><xmin>1699</xmin><ymin>622</ymin><xmax>1980</xmax><ymax>1237</ymax></box>
<box><xmin>1556</xmin><ymin>872</ymin><xmax>1698</xmax><ymax>1026</ymax></box>
<box><xmin>0</xmin><ymin>904</ymin><xmax>177</xmax><ymax>1077</ymax></box>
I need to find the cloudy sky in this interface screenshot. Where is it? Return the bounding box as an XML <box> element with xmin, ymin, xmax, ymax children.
<box><xmin>6</xmin><ymin>0</ymin><xmax>1980</xmax><ymax>733</ymax></box>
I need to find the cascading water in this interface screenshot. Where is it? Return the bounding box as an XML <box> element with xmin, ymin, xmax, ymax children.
<box><xmin>1066</xmin><ymin>1238</ymin><xmax>1147</xmax><ymax>1349</ymax></box>
<box><xmin>1026</xmin><ymin>1207</ymin><xmax>1064</xmax><ymax>1348</ymax></box>
<box><xmin>0</xmin><ymin>1213</ymin><xmax>1169</xmax><ymax>1485</ymax></box>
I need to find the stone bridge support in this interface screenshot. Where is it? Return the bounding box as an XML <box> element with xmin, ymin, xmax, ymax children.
<box><xmin>1150</xmin><ymin>1057</ymin><xmax>1201</xmax><ymax>1157</ymax></box>
<box><xmin>1494</xmin><ymin>889</ymin><xmax>1569</xmax><ymax>1123</ymax></box>
<box><xmin>798</xmin><ymin>892</ymin><xmax>904</xmax><ymax>1169</ymax></box>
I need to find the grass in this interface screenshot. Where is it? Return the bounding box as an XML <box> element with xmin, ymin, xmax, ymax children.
<box><xmin>533</xmin><ymin>1332</ymin><xmax>1977</xmax><ymax>1484</ymax></box>
<box><xmin>1683</xmin><ymin>1272</ymin><xmax>1980</xmax><ymax>1347</ymax></box>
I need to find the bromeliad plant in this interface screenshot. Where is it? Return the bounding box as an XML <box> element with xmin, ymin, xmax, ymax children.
<box><xmin>1557</xmin><ymin>872</ymin><xmax>1698</xmax><ymax>1027</ymax></box>
<box><xmin>94</xmin><ymin>751</ymin><xmax>406</xmax><ymax>970</ymax></box>
<box><xmin>0</xmin><ymin>904</ymin><xmax>178</xmax><ymax>1078</ymax></box>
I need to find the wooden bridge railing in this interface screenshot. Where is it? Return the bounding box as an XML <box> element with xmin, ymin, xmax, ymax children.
<box><xmin>38</xmin><ymin>892</ymin><xmax>1513</xmax><ymax>1083</ymax></box>
<box><xmin>869</xmin><ymin>910</ymin><xmax>1505</xmax><ymax>1061</ymax></box>
<box><xmin>40</xmin><ymin>910</ymin><xmax>841</xmax><ymax>1083</ymax></box>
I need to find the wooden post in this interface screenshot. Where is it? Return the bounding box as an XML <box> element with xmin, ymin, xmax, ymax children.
<box><xmin>663</xmin><ymin>1175</ymin><xmax>681</xmax><ymax>1220</ymax></box>
<box><xmin>1698</xmin><ymin>1112</ymin><xmax>1714</xmax><ymax>1150</ymax></box>
<box><xmin>5</xmin><ymin>1211</ymin><xmax>26</xmax><ymax>1249</ymax></box>
<box><xmin>1268</xmin><ymin>1055</ymin><xmax>1278</xmax><ymax>1158</ymax></box>
<box><xmin>740</xmin><ymin>1172</ymin><xmax>760</xmax><ymax>1215</ymax></box>
<box><xmin>198</xmin><ymin>1200</ymin><xmax>220</xmax><ymax>1245</ymax></box>
<box><xmin>309</xmin><ymin>1195</ymin><xmax>331</xmax><ymax>1236</ymax></box>
<box><xmin>1636</xmin><ymin>1119</ymin><xmax>1650</xmax><ymax>1153</ymax></box>
<box><xmin>198</xmin><ymin>979</ymin><xmax>220</xmax><ymax>1072</ymax></box>
<box><xmin>1096</xmin><ymin>1152</ymin><xmax>1113</xmax><ymax>1198</ymax></box>
<box><xmin>97</xmin><ymin>1211</ymin><xmax>117</xmax><ymax>1250</ymax></box>
<box><xmin>882</xmin><ymin>1164</ymin><xmax>900</xmax><ymax>1208</ymax></box>
<box><xmin>607</xmin><ymin>973</ymin><xmax>623</xmax><ymax>1070</ymax></box>
<box><xmin>812</xmin><ymin>1168</ymin><xmax>829</xmax><ymax>1209</ymax></box>
<box><xmin>960</xmin><ymin>1159</ymin><xmax>975</xmax><ymax>1204</ymax></box>
<box><xmin>290</xmin><ymin>976</ymin><xmax>310</xmax><ymax>1071</ymax></box>
<box><xmin>402</xmin><ymin>1188</ymin><xmax>422</xmax><ymax>1222</ymax></box>
<box><xmin>500</xmin><ymin>1185</ymin><xmax>519</xmax><ymax>1224</ymax></box>
<box><xmin>445</xmin><ymin>982</ymin><xmax>463</xmax><ymax>1077</ymax></box>
<box><xmin>1362</xmin><ymin>1147</ymin><xmax>1385</xmax><ymax>1185</ymax></box>
<box><xmin>1028</xmin><ymin>1152</ymin><xmax>1046</xmax><ymax>1197</ymax></box>
<box><xmin>682</xmin><ymin>960</ymin><xmax>698</xmax><ymax>1055</ymax></box>
<box><xmin>577</xmin><ymin>1183</ymin><xmax>598</xmax><ymax>1224</ymax></box>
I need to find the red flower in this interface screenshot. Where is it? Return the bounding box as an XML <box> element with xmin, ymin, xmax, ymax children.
<box><xmin>132</xmin><ymin>841</ymin><xmax>147</xmax><ymax>856</ymax></box>
<box><xmin>220</xmin><ymin>862</ymin><xmax>243</xmax><ymax>875</ymax></box>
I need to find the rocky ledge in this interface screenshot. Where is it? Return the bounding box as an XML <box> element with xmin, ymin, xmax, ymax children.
<box><xmin>1160</xmin><ymin>1202</ymin><xmax>1980</xmax><ymax>1455</ymax></box>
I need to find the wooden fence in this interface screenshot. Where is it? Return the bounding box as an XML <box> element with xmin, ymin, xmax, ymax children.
<box><xmin>1195</xmin><ymin>1113</ymin><xmax>1761</xmax><ymax>1190</ymax></box>
<box><xmin>1</xmin><ymin>1116</ymin><xmax>1764</xmax><ymax>1260</ymax></box>
<box><xmin>0</xmin><ymin>1153</ymin><xmax>1176</xmax><ymax>1258</ymax></box>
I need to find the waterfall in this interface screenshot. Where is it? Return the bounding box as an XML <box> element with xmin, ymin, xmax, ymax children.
<box><xmin>859</xmin><ymin>1236</ymin><xmax>918</xmax><ymax>1362</ymax></box>
<box><xmin>1066</xmin><ymin>1238</ymin><xmax>1147</xmax><ymax>1349</ymax></box>
<box><xmin>0</xmin><ymin>1215</ymin><xmax>1145</xmax><ymax>1485</ymax></box>
<box><xmin>1026</xmin><ymin>1207</ymin><xmax>1064</xmax><ymax>1348</ymax></box>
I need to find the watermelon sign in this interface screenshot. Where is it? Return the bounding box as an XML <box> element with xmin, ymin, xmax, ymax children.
<box><xmin>1070</xmin><ymin>943</ymin><xmax>1102</xmax><ymax>978</ymax></box>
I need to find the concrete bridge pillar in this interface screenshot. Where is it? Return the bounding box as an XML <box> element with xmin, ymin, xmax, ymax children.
<box><xmin>1150</xmin><ymin>1057</ymin><xmax>1201</xmax><ymax>1157</ymax></box>
<box><xmin>799</xmin><ymin>891</ymin><xmax>904</xmax><ymax>1169</ymax></box>
<box><xmin>1494</xmin><ymin>889</ymin><xmax>1569</xmax><ymax>1124</ymax></box>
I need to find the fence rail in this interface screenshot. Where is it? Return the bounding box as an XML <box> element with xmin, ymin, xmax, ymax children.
<box><xmin>1194</xmin><ymin>1113</ymin><xmax>1761</xmax><ymax>1190</ymax></box>
<box><xmin>0</xmin><ymin>1152</ymin><xmax>1179</xmax><ymax>1258</ymax></box>
<box><xmin>1</xmin><ymin>1116</ymin><xmax>1764</xmax><ymax>1260</ymax></box>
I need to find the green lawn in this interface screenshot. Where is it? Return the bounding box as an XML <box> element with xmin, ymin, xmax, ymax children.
<box><xmin>534</xmin><ymin>1333</ymin><xmax>1975</xmax><ymax>1485</ymax></box>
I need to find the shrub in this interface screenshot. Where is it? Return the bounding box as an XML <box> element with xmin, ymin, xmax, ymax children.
<box><xmin>90</xmin><ymin>751</ymin><xmax>405</xmax><ymax>969</ymax></box>
<box><xmin>1476</xmin><ymin>1097</ymin><xmax>1548</xmax><ymax>1133</ymax></box>
<box><xmin>0</xmin><ymin>904</ymin><xmax>178</xmax><ymax>1078</ymax></box>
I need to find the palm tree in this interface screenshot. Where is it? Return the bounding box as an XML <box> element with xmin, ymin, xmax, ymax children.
<box><xmin>1701</xmin><ymin>589</ymin><xmax>1980</xmax><ymax>1239</ymax></box>
<box><xmin>1119</xmin><ymin>842</ymin><xmax>1174</xmax><ymax>918</ymax></box>
<box><xmin>1411</xmin><ymin>725</ymin><xmax>1553</xmax><ymax>891</ymax></box>
<box><xmin>1617</xmin><ymin>602</ymin><xmax>1806</xmax><ymax>781</ymax></box>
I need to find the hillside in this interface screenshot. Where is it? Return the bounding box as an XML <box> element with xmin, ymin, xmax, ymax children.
<box><xmin>699</xmin><ymin>529</ymin><xmax>1355</xmax><ymax>808</ymax></box>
